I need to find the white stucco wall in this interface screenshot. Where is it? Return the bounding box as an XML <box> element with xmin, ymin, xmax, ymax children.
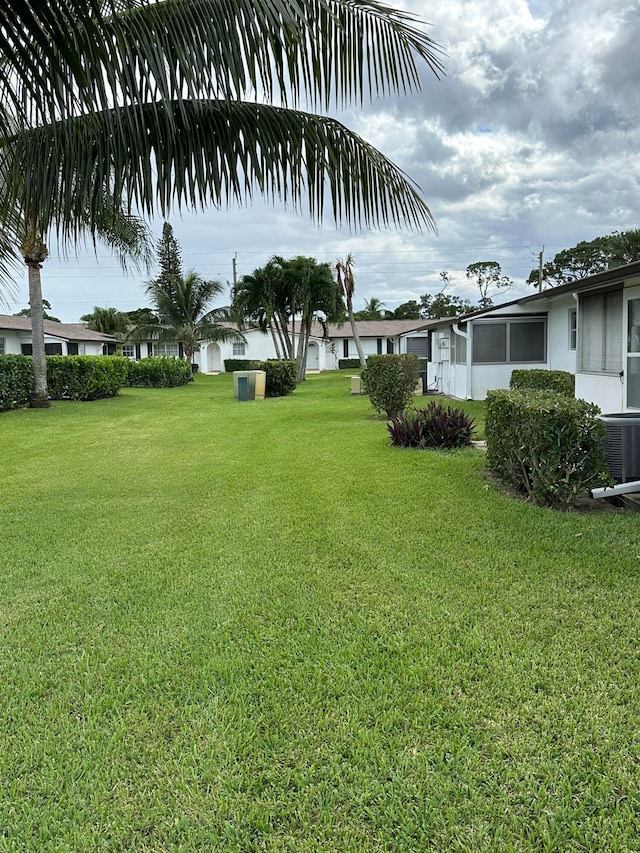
<box><xmin>196</xmin><ymin>329</ymin><xmax>337</xmax><ymax>372</ymax></box>
<box><xmin>0</xmin><ymin>329</ymin><xmax>104</xmax><ymax>356</ymax></box>
<box><xmin>575</xmin><ymin>373</ymin><xmax>624</xmax><ymax>413</ymax></box>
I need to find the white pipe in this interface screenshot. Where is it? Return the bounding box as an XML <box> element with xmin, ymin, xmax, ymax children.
<box><xmin>590</xmin><ymin>480</ymin><xmax>640</xmax><ymax>500</ymax></box>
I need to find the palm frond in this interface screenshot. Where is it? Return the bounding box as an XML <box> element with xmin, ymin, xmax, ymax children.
<box><xmin>6</xmin><ymin>100</ymin><xmax>435</xmax><ymax>242</ymax></box>
<box><xmin>1</xmin><ymin>0</ymin><xmax>443</xmax><ymax>132</ymax></box>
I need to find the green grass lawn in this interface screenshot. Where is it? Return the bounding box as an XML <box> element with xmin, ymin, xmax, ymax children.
<box><xmin>1</xmin><ymin>371</ymin><xmax>639</xmax><ymax>851</ymax></box>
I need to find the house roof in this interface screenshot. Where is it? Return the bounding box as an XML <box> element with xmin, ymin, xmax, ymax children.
<box><xmin>431</xmin><ymin>260</ymin><xmax>640</xmax><ymax>326</ymax></box>
<box><xmin>0</xmin><ymin>315</ymin><xmax>118</xmax><ymax>342</ymax></box>
<box><xmin>325</xmin><ymin>319</ymin><xmax>432</xmax><ymax>338</ymax></box>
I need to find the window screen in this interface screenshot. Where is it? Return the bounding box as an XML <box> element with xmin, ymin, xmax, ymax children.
<box><xmin>406</xmin><ymin>337</ymin><xmax>428</xmax><ymax>358</ymax></box>
<box><xmin>453</xmin><ymin>333</ymin><xmax>467</xmax><ymax>364</ymax></box>
<box><xmin>579</xmin><ymin>290</ymin><xmax>622</xmax><ymax>373</ymax></box>
<box><xmin>473</xmin><ymin>324</ymin><xmax>507</xmax><ymax>363</ymax></box>
<box><xmin>510</xmin><ymin>320</ymin><xmax>545</xmax><ymax>362</ymax></box>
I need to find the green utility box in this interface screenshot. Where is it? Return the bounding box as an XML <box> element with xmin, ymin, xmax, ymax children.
<box><xmin>233</xmin><ymin>370</ymin><xmax>266</xmax><ymax>401</ymax></box>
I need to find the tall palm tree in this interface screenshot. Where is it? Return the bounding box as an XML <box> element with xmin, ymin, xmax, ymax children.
<box><xmin>17</xmin><ymin>208</ymin><xmax>151</xmax><ymax>407</ymax></box>
<box><xmin>335</xmin><ymin>253</ymin><xmax>365</xmax><ymax>368</ymax></box>
<box><xmin>231</xmin><ymin>266</ymin><xmax>289</xmax><ymax>360</ymax></box>
<box><xmin>136</xmin><ymin>271</ymin><xmax>240</xmax><ymax>367</ymax></box>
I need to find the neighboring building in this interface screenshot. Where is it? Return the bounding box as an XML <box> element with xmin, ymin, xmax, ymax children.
<box><xmin>0</xmin><ymin>315</ymin><xmax>118</xmax><ymax>355</ymax></box>
<box><xmin>325</xmin><ymin>319</ymin><xmax>433</xmax><ymax>361</ymax></box>
<box><xmin>425</xmin><ymin>260</ymin><xmax>640</xmax><ymax>412</ymax></box>
<box><xmin>196</xmin><ymin>325</ymin><xmax>337</xmax><ymax>373</ymax></box>
<box><xmin>194</xmin><ymin>319</ymin><xmax>435</xmax><ymax>374</ymax></box>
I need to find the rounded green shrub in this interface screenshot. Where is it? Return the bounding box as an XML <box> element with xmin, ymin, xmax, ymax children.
<box><xmin>486</xmin><ymin>388</ymin><xmax>611</xmax><ymax>508</ymax></box>
<box><xmin>361</xmin><ymin>354</ymin><xmax>420</xmax><ymax>418</ymax></box>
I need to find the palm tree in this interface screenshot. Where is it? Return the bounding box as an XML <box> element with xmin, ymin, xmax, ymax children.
<box><xmin>1</xmin><ymin>0</ymin><xmax>442</xmax><ymax>262</ymax></box>
<box><xmin>17</xmin><ymin>209</ymin><xmax>150</xmax><ymax>407</ymax></box>
<box><xmin>135</xmin><ymin>271</ymin><xmax>239</xmax><ymax>367</ymax></box>
<box><xmin>231</xmin><ymin>265</ymin><xmax>289</xmax><ymax>360</ymax></box>
<box><xmin>80</xmin><ymin>306</ymin><xmax>130</xmax><ymax>336</ymax></box>
<box><xmin>335</xmin><ymin>253</ymin><xmax>365</xmax><ymax>368</ymax></box>
<box><xmin>1</xmin><ymin>2</ymin><xmax>443</xmax><ymax>404</ymax></box>
<box><xmin>281</xmin><ymin>256</ymin><xmax>343</xmax><ymax>383</ymax></box>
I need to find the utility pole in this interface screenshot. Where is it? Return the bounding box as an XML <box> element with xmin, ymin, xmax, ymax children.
<box><xmin>232</xmin><ymin>253</ymin><xmax>237</xmax><ymax>288</ymax></box>
<box><xmin>538</xmin><ymin>248</ymin><xmax>544</xmax><ymax>293</ymax></box>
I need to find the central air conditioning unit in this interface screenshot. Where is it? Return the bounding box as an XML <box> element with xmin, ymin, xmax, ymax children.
<box><xmin>600</xmin><ymin>413</ymin><xmax>640</xmax><ymax>483</ymax></box>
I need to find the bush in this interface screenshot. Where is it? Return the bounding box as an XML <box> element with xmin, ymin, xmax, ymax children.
<box><xmin>47</xmin><ymin>356</ymin><xmax>128</xmax><ymax>400</ymax></box>
<box><xmin>388</xmin><ymin>402</ymin><xmax>475</xmax><ymax>449</ymax></box>
<box><xmin>338</xmin><ymin>358</ymin><xmax>364</xmax><ymax>370</ymax></box>
<box><xmin>262</xmin><ymin>360</ymin><xmax>297</xmax><ymax>397</ymax></box>
<box><xmin>510</xmin><ymin>369</ymin><xmax>575</xmax><ymax>397</ymax></box>
<box><xmin>0</xmin><ymin>355</ymin><xmax>32</xmax><ymax>411</ymax></box>
<box><xmin>223</xmin><ymin>358</ymin><xmax>261</xmax><ymax>373</ymax></box>
<box><xmin>125</xmin><ymin>357</ymin><xmax>192</xmax><ymax>388</ymax></box>
<box><xmin>361</xmin><ymin>354</ymin><xmax>420</xmax><ymax>418</ymax></box>
<box><xmin>485</xmin><ymin>389</ymin><xmax>611</xmax><ymax>508</ymax></box>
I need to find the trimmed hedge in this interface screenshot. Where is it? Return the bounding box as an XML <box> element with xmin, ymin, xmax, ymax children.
<box><xmin>510</xmin><ymin>368</ymin><xmax>575</xmax><ymax>397</ymax></box>
<box><xmin>338</xmin><ymin>358</ymin><xmax>364</xmax><ymax>370</ymax></box>
<box><xmin>223</xmin><ymin>359</ymin><xmax>297</xmax><ymax>397</ymax></box>
<box><xmin>0</xmin><ymin>355</ymin><xmax>32</xmax><ymax>411</ymax></box>
<box><xmin>486</xmin><ymin>389</ymin><xmax>611</xmax><ymax>508</ymax></box>
<box><xmin>223</xmin><ymin>359</ymin><xmax>260</xmax><ymax>373</ymax></box>
<box><xmin>47</xmin><ymin>356</ymin><xmax>129</xmax><ymax>400</ymax></box>
<box><xmin>125</xmin><ymin>357</ymin><xmax>192</xmax><ymax>388</ymax></box>
<box><xmin>361</xmin><ymin>354</ymin><xmax>420</xmax><ymax>419</ymax></box>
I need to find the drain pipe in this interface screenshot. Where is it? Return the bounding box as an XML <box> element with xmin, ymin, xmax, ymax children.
<box><xmin>452</xmin><ymin>321</ymin><xmax>471</xmax><ymax>399</ymax></box>
<box><xmin>591</xmin><ymin>481</ymin><xmax>640</xmax><ymax>500</ymax></box>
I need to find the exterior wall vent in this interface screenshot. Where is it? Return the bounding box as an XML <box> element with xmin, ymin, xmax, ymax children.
<box><xmin>600</xmin><ymin>413</ymin><xmax>640</xmax><ymax>483</ymax></box>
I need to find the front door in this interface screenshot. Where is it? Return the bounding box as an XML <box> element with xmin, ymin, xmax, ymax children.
<box><xmin>625</xmin><ymin>287</ymin><xmax>640</xmax><ymax>409</ymax></box>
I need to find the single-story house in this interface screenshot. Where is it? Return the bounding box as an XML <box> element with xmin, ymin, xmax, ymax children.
<box><xmin>426</xmin><ymin>260</ymin><xmax>640</xmax><ymax>412</ymax></box>
<box><xmin>325</xmin><ymin>319</ymin><xmax>434</xmax><ymax>361</ymax></box>
<box><xmin>131</xmin><ymin>320</ymin><xmax>434</xmax><ymax>374</ymax></box>
<box><xmin>195</xmin><ymin>324</ymin><xmax>337</xmax><ymax>373</ymax></box>
<box><xmin>123</xmin><ymin>324</ymin><xmax>338</xmax><ymax>372</ymax></box>
<box><xmin>0</xmin><ymin>315</ymin><xmax>118</xmax><ymax>355</ymax></box>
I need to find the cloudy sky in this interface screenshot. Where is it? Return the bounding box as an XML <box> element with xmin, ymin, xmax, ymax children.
<box><xmin>7</xmin><ymin>0</ymin><xmax>639</xmax><ymax>322</ymax></box>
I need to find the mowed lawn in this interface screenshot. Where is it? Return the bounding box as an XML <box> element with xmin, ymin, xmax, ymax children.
<box><xmin>1</xmin><ymin>371</ymin><xmax>640</xmax><ymax>852</ymax></box>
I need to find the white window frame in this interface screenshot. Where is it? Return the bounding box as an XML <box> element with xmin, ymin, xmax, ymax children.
<box><xmin>154</xmin><ymin>343</ymin><xmax>179</xmax><ymax>358</ymax></box>
<box><xmin>121</xmin><ymin>343</ymin><xmax>135</xmax><ymax>359</ymax></box>
<box><xmin>232</xmin><ymin>340</ymin><xmax>246</xmax><ymax>357</ymax></box>
<box><xmin>568</xmin><ymin>308</ymin><xmax>577</xmax><ymax>351</ymax></box>
<box><xmin>0</xmin><ymin>337</ymin><xmax>4</xmax><ymax>355</ymax></box>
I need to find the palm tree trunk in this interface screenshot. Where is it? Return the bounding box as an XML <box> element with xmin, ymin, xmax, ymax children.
<box><xmin>296</xmin><ymin>315</ymin><xmax>311</xmax><ymax>382</ymax></box>
<box><xmin>269</xmin><ymin>323</ymin><xmax>282</xmax><ymax>360</ymax></box>
<box><xmin>348</xmin><ymin>298</ymin><xmax>366</xmax><ymax>368</ymax></box>
<box><xmin>21</xmin><ymin>229</ymin><xmax>51</xmax><ymax>408</ymax></box>
<box><xmin>276</xmin><ymin>311</ymin><xmax>292</xmax><ymax>358</ymax></box>
<box><xmin>27</xmin><ymin>263</ymin><xmax>50</xmax><ymax>407</ymax></box>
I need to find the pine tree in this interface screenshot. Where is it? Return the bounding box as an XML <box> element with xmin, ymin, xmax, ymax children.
<box><xmin>156</xmin><ymin>222</ymin><xmax>182</xmax><ymax>286</ymax></box>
